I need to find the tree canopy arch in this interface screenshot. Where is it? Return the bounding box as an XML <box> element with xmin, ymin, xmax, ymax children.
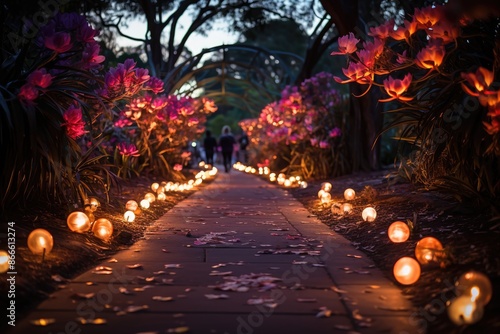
<box><xmin>164</xmin><ymin>44</ymin><xmax>304</xmax><ymax>116</ymax></box>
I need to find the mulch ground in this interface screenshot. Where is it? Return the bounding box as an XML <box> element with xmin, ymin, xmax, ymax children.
<box><xmin>289</xmin><ymin>169</ymin><xmax>500</xmax><ymax>334</ymax></box>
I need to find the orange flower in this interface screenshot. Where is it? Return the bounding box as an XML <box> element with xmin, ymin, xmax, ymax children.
<box><xmin>413</xmin><ymin>6</ymin><xmax>443</xmax><ymax>29</ymax></box>
<box><xmin>362</xmin><ymin>38</ymin><xmax>385</xmax><ymax>60</ymax></box>
<box><xmin>416</xmin><ymin>40</ymin><xmax>445</xmax><ymax>69</ymax></box>
<box><xmin>484</xmin><ymin>117</ymin><xmax>500</xmax><ymax>135</ymax></box>
<box><xmin>334</xmin><ymin>62</ymin><xmax>373</xmax><ymax>85</ymax></box>
<box><xmin>380</xmin><ymin>73</ymin><xmax>413</xmax><ymax>102</ymax></box>
<box><xmin>331</xmin><ymin>32</ymin><xmax>360</xmax><ymax>55</ymax></box>
<box><xmin>461</xmin><ymin>67</ymin><xmax>494</xmax><ymax>97</ymax></box>
<box><xmin>479</xmin><ymin>89</ymin><xmax>500</xmax><ymax>107</ymax></box>
<box><xmin>390</xmin><ymin>20</ymin><xmax>418</xmax><ymax>41</ymax></box>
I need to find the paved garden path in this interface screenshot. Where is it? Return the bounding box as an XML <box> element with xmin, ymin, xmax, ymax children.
<box><xmin>12</xmin><ymin>170</ymin><xmax>420</xmax><ymax>334</ymax></box>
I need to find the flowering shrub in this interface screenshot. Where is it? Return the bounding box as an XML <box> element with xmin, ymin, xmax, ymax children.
<box><xmin>331</xmin><ymin>3</ymin><xmax>500</xmax><ymax>204</ymax></box>
<box><xmin>241</xmin><ymin>72</ymin><xmax>349</xmax><ymax>179</ymax></box>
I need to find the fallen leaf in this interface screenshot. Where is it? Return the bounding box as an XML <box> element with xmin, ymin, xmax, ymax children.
<box><xmin>127</xmin><ymin>264</ymin><xmax>143</xmax><ymax>269</ymax></box>
<box><xmin>164</xmin><ymin>264</ymin><xmax>182</xmax><ymax>268</ymax></box>
<box><xmin>212</xmin><ymin>263</ymin><xmax>226</xmax><ymax>268</ymax></box>
<box><xmin>368</xmin><ymin>285</ymin><xmax>380</xmax><ymax>289</ymax></box>
<box><xmin>378</xmin><ymin>295</ymin><xmax>388</xmax><ymax>301</ymax></box>
<box><xmin>152</xmin><ymin>296</ymin><xmax>174</xmax><ymax>302</ymax></box>
<box><xmin>126</xmin><ymin>305</ymin><xmax>149</xmax><ymax>313</ymax></box>
<box><xmin>161</xmin><ymin>279</ymin><xmax>174</xmax><ymax>285</ymax></box>
<box><xmin>30</xmin><ymin>318</ymin><xmax>56</xmax><ymax>326</ymax></box>
<box><xmin>347</xmin><ymin>254</ymin><xmax>363</xmax><ymax>259</ymax></box>
<box><xmin>209</xmin><ymin>271</ymin><xmax>232</xmax><ymax>276</ymax></box>
<box><xmin>331</xmin><ymin>286</ymin><xmax>348</xmax><ymax>294</ymax></box>
<box><xmin>75</xmin><ymin>317</ymin><xmax>107</xmax><ymax>325</ymax></box>
<box><xmin>119</xmin><ymin>287</ymin><xmax>131</xmax><ymax>295</ymax></box>
<box><xmin>354</xmin><ymin>270</ymin><xmax>370</xmax><ymax>275</ymax></box>
<box><xmin>316</xmin><ymin>307</ymin><xmax>332</xmax><ymax>318</ymax></box>
<box><xmin>375</xmin><ymin>306</ymin><xmax>410</xmax><ymax>312</ymax></box>
<box><xmin>70</xmin><ymin>293</ymin><xmax>95</xmax><ymax>300</ymax></box>
<box><xmin>51</xmin><ymin>275</ymin><xmax>65</xmax><ymax>282</ymax></box>
<box><xmin>85</xmin><ymin>282</ymin><xmax>95</xmax><ymax>286</ymax></box>
<box><xmin>95</xmin><ymin>266</ymin><xmax>113</xmax><ymax>271</ymax></box>
<box><xmin>153</xmin><ymin>270</ymin><xmax>166</xmax><ymax>275</ymax></box>
<box><xmin>108</xmin><ymin>258</ymin><xmax>118</xmax><ymax>263</ymax></box>
<box><xmin>205</xmin><ymin>294</ymin><xmax>229</xmax><ymax>300</ymax></box>
<box><xmin>92</xmin><ymin>270</ymin><xmax>113</xmax><ymax>275</ymax></box>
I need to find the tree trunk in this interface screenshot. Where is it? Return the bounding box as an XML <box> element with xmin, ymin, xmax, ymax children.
<box><xmin>319</xmin><ymin>0</ymin><xmax>380</xmax><ymax>171</ymax></box>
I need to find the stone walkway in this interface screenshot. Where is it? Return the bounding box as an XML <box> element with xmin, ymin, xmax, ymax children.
<box><xmin>11</xmin><ymin>170</ymin><xmax>420</xmax><ymax>334</ymax></box>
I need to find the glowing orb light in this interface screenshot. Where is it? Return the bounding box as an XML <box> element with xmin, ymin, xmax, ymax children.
<box><xmin>415</xmin><ymin>237</ymin><xmax>443</xmax><ymax>265</ymax></box>
<box><xmin>92</xmin><ymin>218</ymin><xmax>113</xmax><ymax>241</ymax></box>
<box><xmin>447</xmin><ymin>296</ymin><xmax>484</xmax><ymax>325</ymax></box>
<box><xmin>67</xmin><ymin>211</ymin><xmax>91</xmax><ymax>233</ymax></box>
<box><xmin>125</xmin><ymin>200</ymin><xmax>138</xmax><ymax>211</ymax></box>
<box><xmin>456</xmin><ymin>271</ymin><xmax>492</xmax><ymax>306</ymax></box>
<box><xmin>27</xmin><ymin>229</ymin><xmax>54</xmax><ymax>255</ymax></box>
<box><xmin>388</xmin><ymin>221</ymin><xmax>410</xmax><ymax>243</ymax></box>
<box><xmin>362</xmin><ymin>207</ymin><xmax>377</xmax><ymax>222</ymax></box>
<box><xmin>144</xmin><ymin>193</ymin><xmax>156</xmax><ymax>203</ymax></box>
<box><xmin>344</xmin><ymin>188</ymin><xmax>356</xmax><ymax>201</ymax></box>
<box><xmin>140</xmin><ymin>199</ymin><xmax>150</xmax><ymax>209</ymax></box>
<box><xmin>124</xmin><ymin>210</ymin><xmax>136</xmax><ymax>222</ymax></box>
<box><xmin>0</xmin><ymin>250</ymin><xmax>9</xmax><ymax>273</ymax></box>
<box><xmin>393</xmin><ymin>257</ymin><xmax>421</xmax><ymax>285</ymax></box>
<box><xmin>321</xmin><ymin>182</ymin><xmax>332</xmax><ymax>192</ymax></box>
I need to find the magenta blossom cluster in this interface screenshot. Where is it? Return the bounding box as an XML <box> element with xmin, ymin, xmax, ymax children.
<box><xmin>245</xmin><ymin>72</ymin><xmax>344</xmax><ymax>149</ymax></box>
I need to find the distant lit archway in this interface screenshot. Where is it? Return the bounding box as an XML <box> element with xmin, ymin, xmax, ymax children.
<box><xmin>164</xmin><ymin>45</ymin><xmax>303</xmax><ymax>116</ymax></box>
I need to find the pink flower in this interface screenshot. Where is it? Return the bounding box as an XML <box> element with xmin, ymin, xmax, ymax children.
<box><xmin>18</xmin><ymin>84</ymin><xmax>39</xmax><ymax>102</ymax></box>
<box><xmin>319</xmin><ymin>140</ymin><xmax>329</xmax><ymax>149</ymax></box>
<box><xmin>118</xmin><ymin>143</ymin><xmax>140</xmax><ymax>157</ymax></box>
<box><xmin>27</xmin><ymin>68</ymin><xmax>53</xmax><ymax>88</ymax></box>
<box><xmin>368</xmin><ymin>19</ymin><xmax>395</xmax><ymax>39</ymax></box>
<box><xmin>114</xmin><ymin>118</ymin><xmax>133</xmax><ymax>128</ymax></box>
<box><xmin>134</xmin><ymin>68</ymin><xmax>150</xmax><ymax>86</ymax></box>
<box><xmin>329</xmin><ymin>127</ymin><xmax>342</xmax><ymax>138</ymax></box>
<box><xmin>62</xmin><ymin>105</ymin><xmax>87</xmax><ymax>139</ymax></box>
<box><xmin>44</xmin><ymin>32</ymin><xmax>72</xmax><ymax>53</ymax></box>
<box><xmin>334</xmin><ymin>62</ymin><xmax>373</xmax><ymax>85</ymax></box>
<box><xmin>331</xmin><ymin>32</ymin><xmax>360</xmax><ymax>55</ymax></box>
<box><xmin>181</xmin><ymin>151</ymin><xmax>191</xmax><ymax>159</ymax></box>
<box><xmin>173</xmin><ymin>164</ymin><xmax>183</xmax><ymax>171</ymax></box>
<box><xmin>145</xmin><ymin>77</ymin><xmax>164</xmax><ymax>94</ymax></box>
<box><xmin>380</xmin><ymin>73</ymin><xmax>413</xmax><ymax>102</ymax></box>
<box><xmin>310</xmin><ymin>138</ymin><xmax>319</xmax><ymax>146</ymax></box>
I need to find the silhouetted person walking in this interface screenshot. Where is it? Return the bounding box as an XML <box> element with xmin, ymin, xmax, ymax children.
<box><xmin>203</xmin><ymin>130</ymin><xmax>217</xmax><ymax>165</ymax></box>
<box><xmin>219</xmin><ymin>125</ymin><xmax>236</xmax><ymax>173</ymax></box>
<box><xmin>238</xmin><ymin>132</ymin><xmax>249</xmax><ymax>163</ymax></box>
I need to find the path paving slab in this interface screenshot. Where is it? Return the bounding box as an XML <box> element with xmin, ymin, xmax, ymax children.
<box><xmin>10</xmin><ymin>168</ymin><xmax>420</xmax><ymax>334</ymax></box>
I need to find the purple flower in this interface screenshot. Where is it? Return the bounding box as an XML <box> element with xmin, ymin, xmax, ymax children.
<box><xmin>118</xmin><ymin>143</ymin><xmax>140</xmax><ymax>157</ymax></box>
<box><xmin>44</xmin><ymin>31</ymin><xmax>72</xmax><ymax>53</ymax></box>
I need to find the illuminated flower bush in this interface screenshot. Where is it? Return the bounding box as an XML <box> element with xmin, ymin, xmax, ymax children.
<box><xmin>331</xmin><ymin>3</ymin><xmax>500</xmax><ymax>204</ymax></box>
<box><xmin>0</xmin><ymin>12</ymin><xmax>216</xmax><ymax>208</ymax></box>
<box><xmin>241</xmin><ymin>72</ymin><xmax>349</xmax><ymax>179</ymax></box>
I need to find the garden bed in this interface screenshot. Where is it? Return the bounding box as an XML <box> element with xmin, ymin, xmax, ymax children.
<box><xmin>290</xmin><ymin>169</ymin><xmax>500</xmax><ymax>334</ymax></box>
